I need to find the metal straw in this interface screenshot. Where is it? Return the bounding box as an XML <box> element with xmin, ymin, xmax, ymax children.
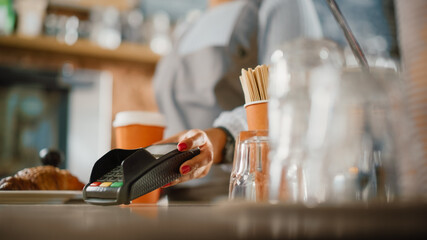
<box><xmin>326</xmin><ymin>0</ymin><xmax>370</xmax><ymax>71</ymax></box>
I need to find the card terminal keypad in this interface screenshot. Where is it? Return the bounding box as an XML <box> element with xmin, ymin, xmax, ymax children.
<box><xmin>85</xmin><ymin>166</ymin><xmax>124</xmax><ymax>199</ymax></box>
<box><xmin>97</xmin><ymin>166</ymin><xmax>123</xmax><ymax>182</ymax></box>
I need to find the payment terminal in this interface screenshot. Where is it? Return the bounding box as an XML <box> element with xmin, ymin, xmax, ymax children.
<box><xmin>83</xmin><ymin>143</ymin><xmax>200</xmax><ymax>205</ymax></box>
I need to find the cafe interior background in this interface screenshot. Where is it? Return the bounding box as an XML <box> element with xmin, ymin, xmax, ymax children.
<box><xmin>0</xmin><ymin>0</ymin><xmax>425</xmax><ymax>201</ymax></box>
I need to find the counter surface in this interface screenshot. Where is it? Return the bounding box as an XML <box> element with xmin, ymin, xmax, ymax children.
<box><xmin>1</xmin><ymin>201</ymin><xmax>426</xmax><ymax>239</ymax></box>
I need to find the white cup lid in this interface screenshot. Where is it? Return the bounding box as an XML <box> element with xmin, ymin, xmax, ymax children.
<box><xmin>113</xmin><ymin>111</ymin><xmax>166</xmax><ymax>128</ymax></box>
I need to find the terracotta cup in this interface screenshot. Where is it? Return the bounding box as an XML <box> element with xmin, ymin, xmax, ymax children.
<box><xmin>113</xmin><ymin>111</ymin><xmax>166</xmax><ymax>204</ymax></box>
<box><xmin>245</xmin><ymin>100</ymin><xmax>268</xmax><ymax>131</ymax></box>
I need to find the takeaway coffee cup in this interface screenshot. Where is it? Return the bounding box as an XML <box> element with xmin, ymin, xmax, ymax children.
<box><xmin>113</xmin><ymin>111</ymin><xmax>166</xmax><ymax>149</ymax></box>
<box><xmin>113</xmin><ymin>110</ymin><xmax>166</xmax><ymax>204</ymax></box>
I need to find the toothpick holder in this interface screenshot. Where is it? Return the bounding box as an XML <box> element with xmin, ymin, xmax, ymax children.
<box><xmin>244</xmin><ymin>100</ymin><xmax>268</xmax><ymax>131</ymax></box>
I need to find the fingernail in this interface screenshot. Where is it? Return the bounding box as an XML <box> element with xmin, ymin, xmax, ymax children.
<box><xmin>181</xmin><ymin>165</ymin><xmax>191</xmax><ymax>174</ymax></box>
<box><xmin>162</xmin><ymin>183</ymin><xmax>171</xmax><ymax>188</ymax></box>
<box><xmin>177</xmin><ymin>143</ymin><xmax>187</xmax><ymax>151</ymax></box>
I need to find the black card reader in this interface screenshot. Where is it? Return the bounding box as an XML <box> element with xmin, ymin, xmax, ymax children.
<box><xmin>83</xmin><ymin>143</ymin><xmax>200</xmax><ymax>205</ymax></box>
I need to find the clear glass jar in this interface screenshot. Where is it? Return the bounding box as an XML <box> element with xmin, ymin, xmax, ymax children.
<box><xmin>268</xmin><ymin>38</ymin><xmax>344</xmax><ymax>204</ymax></box>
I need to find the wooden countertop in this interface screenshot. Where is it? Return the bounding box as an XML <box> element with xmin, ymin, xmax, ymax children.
<box><xmin>0</xmin><ymin>35</ymin><xmax>161</xmax><ymax>64</ymax></box>
<box><xmin>1</xmin><ymin>201</ymin><xmax>426</xmax><ymax>239</ymax></box>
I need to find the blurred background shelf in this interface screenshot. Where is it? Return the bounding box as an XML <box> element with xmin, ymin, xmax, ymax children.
<box><xmin>49</xmin><ymin>0</ymin><xmax>137</xmax><ymax>12</ymax></box>
<box><xmin>0</xmin><ymin>34</ymin><xmax>160</xmax><ymax>64</ymax></box>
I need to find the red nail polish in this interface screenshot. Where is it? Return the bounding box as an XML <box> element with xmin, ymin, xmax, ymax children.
<box><xmin>178</xmin><ymin>143</ymin><xmax>187</xmax><ymax>151</ymax></box>
<box><xmin>181</xmin><ymin>165</ymin><xmax>191</xmax><ymax>174</ymax></box>
<box><xmin>162</xmin><ymin>183</ymin><xmax>171</xmax><ymax>188</ymax></box>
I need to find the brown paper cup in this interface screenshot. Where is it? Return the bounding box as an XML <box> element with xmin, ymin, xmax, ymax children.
<box><xmin>113</xmin><ymin>111</ymin><xmax>166</xmax><ymax>204</ymax></box>
<box><xmin>245</xmin><ymin>100</ymin><xmax>268</xmax><ymax>131</ymax></box>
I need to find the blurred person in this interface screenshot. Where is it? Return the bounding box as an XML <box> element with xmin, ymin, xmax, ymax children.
<box><xmin>154</xmin><ymin>0</ymin><xmax>323</xmax><ymax>202</ymax></box>
<box><xmin>153</xmin><ymin>0</ymin><xmax>259</xmax><ymax>202</ymax></box>
<box><xmin>153</xmin><ymin>0</ymin><xmax>258</xmax><ymax>138</ymax></box>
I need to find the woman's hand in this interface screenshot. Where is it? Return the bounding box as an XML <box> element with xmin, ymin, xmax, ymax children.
<box><xmin>154</xmin><ymin>128</ymin><xmax>227</xmax><ymax>188</ymax></box>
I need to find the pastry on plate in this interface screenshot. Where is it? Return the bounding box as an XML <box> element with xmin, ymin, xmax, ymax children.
<box><xmin>0</xmin><ymin>166</ymin><xmax>85</xmax><ymax>190</ymax></box>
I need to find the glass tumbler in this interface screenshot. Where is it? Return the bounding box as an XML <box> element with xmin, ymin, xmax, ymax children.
<box><xmin>229</xmin><ymin>131</ymin><xmax>270</xmax><ymax>202</ymax></box>
<box><xmin>322</xmin><ymin>67</ymin><xmax>400</xmax><ymax>204</ymax></box>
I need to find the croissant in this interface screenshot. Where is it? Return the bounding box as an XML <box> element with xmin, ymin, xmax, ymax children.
<box><xmin>0</xmin><ymin>166</ymin><xmax>85</xmax><ymax>190</ymax></box>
